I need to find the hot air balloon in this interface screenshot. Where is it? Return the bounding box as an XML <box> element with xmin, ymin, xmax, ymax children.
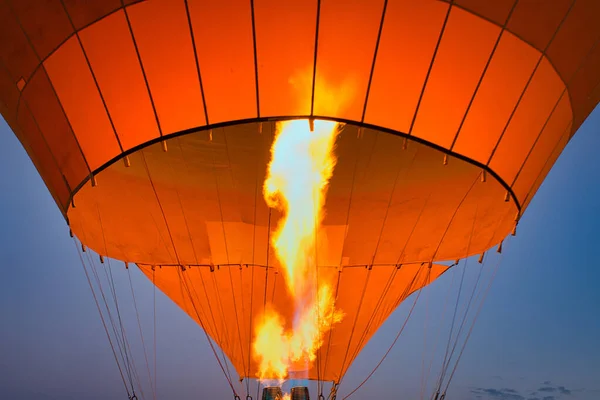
<box><xmin>1</xmin><ymin>0</ymin><xmax>599</xmax><ymax>399</ymax></box>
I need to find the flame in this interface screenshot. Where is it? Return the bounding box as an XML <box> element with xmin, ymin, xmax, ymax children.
<box><xmin>253</xmin><ymin>119</ymin><xmax>345</xmax><ymax>380</ymax></box>
<box><xmin>263</xmin><ymin>119</ymin><xmax>339</xmax><ymax>296</ymax></box>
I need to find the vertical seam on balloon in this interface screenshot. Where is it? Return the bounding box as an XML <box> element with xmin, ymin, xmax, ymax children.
<box><xmin>184</xmin><ymin>0</ymin><xmax>210</xmax><ymax>125</ymax></box>
<box><xmin>73</xmin><ymin>239</ymin><xmax>131</xmax><ymax>397</ymax></box>
<box><xmin>408</xmin><ymin>1</ymin><xmax>454</xmax><ymax>135</ymax></box>
<box><xmin>58</xmin><ymin>0</ymin><xmax>126</xmax><ymax>154</ymax></box>
<box><xmin>127</xmin><ymin>268</ymin><xmax>156</xmax><ymax>400</ymax></box>
<box><xmin>172</xmin><ymin>138</ymin><xmax>226</xmax><ymax>348</ymax></box>
<box><xmin>247</xmin><ymin>123</ymin><xmax>265</xmax><ymax>385</ymax></box>
<box><xmin>219</xmin><ymin>128</ymin><xmax>249</xmax><ymax>383</ymax></box>
<box><xmin>206</xmin><ymin>132</ymin><xmax>238</xmax><ymax>388</ymax></box>
<box><xmin>140</xmin><ymin>150</ymin><xmax>181</xmax><ymax>264</ymax></box>
<box><xmin>5</xmin><ymin>1</ymin><xmax>93</xmax><ymax>178</ymax></box>
<box><xmin>520</xmin><ymin>122</ymin><xmax>572</xmax><ymax>208</ymax></box>
<box><xmin>510</xmin><ymin>31</ymin><xmax>600</xmax><ymax>189</ymax></box>
<box><xmin>343</xmin><ymin>145</ymin><xmax>422</xmax><ymax>370</ymax></box>
<box><xmin>336</xmin><ymin>268</ymin><xmax>372</xmax><ymax>382</ymax></box>
<box><xmin>324</xmin><ymin>126</ymin><xmax>378</xmax><ymax>381</ymax></box>
<box><xmin>178</xmin><ymin>268</ymin><xmax>239</xmax><ymax>395</ymax></box>
<box><xmin>431</xmin><ymin>174</ymin><xmax>480</xmax><ymax>261</ymax></box>
<box><xmin>485</xmin><ymin>0</ymin><xmax>578</xmax><ymax>166</ymax></box>
<box><xmin>346</xmin><ymin>266</ymin><xmax>397</xmax><ymax>371</ymax></box>
<box><xmin>17</xmin><ymin>97</ymin><xmax>72</xmax><ymax>214</ymax></box>
<box><xmin>121</xmin><ymin>2</ymin><xmax>164</xmax><ymax>137</ymax></box>
<box><xmin>321</xmin><ymin>268</ymin><xmax>342</xmax><ymax>382</ymax></box>
<box><xmin>340</xmin><ymin>266</ymin><xmax>425</xmax><ymax>400</ymax></box>
<box><xmin>0</xmin><ymin>56</ymin><xmax>71</xmax><ymax>211</ymax></box>
<box><xmin>361</xmin><ymin>0</ymin><xmax>389</xmax><ymax>123</ymax></box>
<box><xmin>250</xmin><ymin>0</ymin><xmax>260</xmax><ymax>118</ymax></box>
<box><xmin>15</xmin><ymin>4</ymin><xmax>124</xmax><ymax>97</ymax></box>
<box><xmin>168</xmin><ymin>135</ymin><xmax>236</xmax><ymax>385</ymax></box>
<box><xmin>370</xmin><ymin>143</ymin><xmax>420</xmax><ymax>266</ymax></box>
<box><xmin>310</xmin><ymin>0</ymin><xmax>322</xmax><ymax>117</ymax></box>
<box><xmin>449</xmin><ymin>0</ymin><xmax>519</xmax><ymax>151</ymax></box>
<box><xmin>394</xmin><ymin>192</ymin><xmax>433</xmax><ymax>267</ymax></box>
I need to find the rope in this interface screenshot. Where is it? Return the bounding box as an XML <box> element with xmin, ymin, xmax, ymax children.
<box><xmin>73</xmin><ymin>238</ymin><xmax>131</xmax><ymax>398</ymax></box>
<box><xmin>217</xmin><ymin>128</ymin><xmax>249</xmax><ymax>386</ymax></box>
<box><xmin>420</xmin><ymin>272</ymin><xmax>432</xmax><ymax>400</ymax></box>
<box><xmin>441</xmin><ymin>248</ymin><xmax>505</xmax><ymax>396</ymax></box>
<box><xmin>422</xmin><ymin>265</ymin><xmax>458</xmax><ymax>398</ymax></box>
<box><xmin>95</xmin><ymin>205</ymin><xmax>144</xmax><ymax>399</ymax></box>
<box><xmin>178</xmin><ymin>268</ymin><xmax>239</xmax><ymax>396</ymax></box>
<box><xmin>342</xmin><ymin>267</ymin><xmax>430</xmax><ymax>399</ymax></box>
<box><xmin>172</xmin><ymin>138</ymin><xmax>235</xmax><ymax>383</ymax></box>
<box><xmin>127</xmin><ymin>269</ymin><xmax>155</xmax><ymax>400</ymax></box>
<box><xmin>86</xmin><ymin>250</ymin><xmax>134</xmax><ymax>390</ymax></box>
<box><xmin>153</xmin><ymin>268</ymin><xmax>157</xmax><ymax>398</ymax></box>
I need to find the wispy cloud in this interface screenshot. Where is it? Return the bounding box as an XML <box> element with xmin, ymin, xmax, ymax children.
<box><xmin>472</xmin><ymin>382</ymin><xmax>577</xmax><ymax>400</ymax></box>
<box><xmin>471</xmin><ymin>387</ymin><xmax>525</xmax><ymax>400</ymax></box>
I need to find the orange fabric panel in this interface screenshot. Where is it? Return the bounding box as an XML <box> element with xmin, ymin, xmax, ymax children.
<box><xmin>62</xmin><ymin>0</ymin><xmax>121</xmax><ymax>30</ymax></box>
<box><xmin>512</xmin><ymin>93</ymin><xmax>573</xmax><ymax>201</ymax></box>
<box><xmin>506</xmin><ymin>0</ymin><xmax>572</xmax><ymax>51</ymax></box>
<box><xmin>411</xmin><ymin>7</ymin><xmax>500</xmax><ymax>148</ymax></box>
<box><xmin>522</xmin><ymin>129</ymin><xmax>570</xmax><ymax>210</ymax></box>
<box><xmin>453</xmin><ymin>0</ymin><xmax>516</xmax><ymax>26</ymax></box>
<box><xmin>44</xmin><ymin>36</ymin><xmax>121</xmax><ymax>171</ymax></box>
<box><xmin>452</xmin><ymin>32</ymin><xmax>540</xmax><ymax>163</ymax></box>
<box><xmin>313</xmin><ymin>0</ymin><xmax>385</xmax><ymax>120</ymax></box>
<box><xmin>488</xmin><ymin>58</ymin><xmax>565</xmax><ymax>184</ymax></box>
<box><xmin>126</xmin><ymin>0</ymin><xmax>206</xmax><ymax>134</ymax></box>
<box><xmin>10</xmin><ymin>0</ymin><xmax>73</xmax><ymax>59</ymax></box>
<box><xmin>434</xmin><ymin>179</ymin><xmax>515</xmax><ymax>259</ymax></box>
<box><xmin>0</xmin><ymin>1</ymin><xmax>39</xmax><ymax>84</ymax></box>
<box><xmin>567</xmin><ymin>32</ymin><xmax>600</xmax><ymax>133</ymax></box>
<box><xmin>72</xmin><ymin>149</ymin><xmax>180</xmax><ymax>264</ymax></box>
<box><xmin>21</xmin><ymin>68</ymin><xmax>88</xmax><ymax>188</ymax></box>
<box><xmin>187</xmin><ymin>0</ymin><xmax>256</xmax><ymax>123</ymax></box>
<box><xmin>364</xmin><ymin>0</ymin><xmax>448</xmax><ymax>133</ymax></box>
<box><xmin>253</xmin><ymin>0</ymin><xmax>317</xmax><ymax>116</ymax></box>
<box><xmin>137</xmin><ymin>262</ymin><xmax>447</xmax><ymax>381</ymax></box>
<box><xmin>0</xmin><ymin>64</ymin><xmax>19</xmax><ymax>115</ymax></box>
<box><xmin>16</xmin><ymin>100</ymin><xmax>70</xmax><ymax>210</ymax></box>
<box><xmin>547</xmin><ymin>0</ymin><xmax>600</xmax><ymax>83</ymax></box>
<box><xmin>78</xmin><ymin>9</ymin><xmax>160</xmax><ymax>150</ymax></box>
<box><xmin>336</xmin><ymin>264</ymin><xmax>448</xmax><ymax>375</ymax></box>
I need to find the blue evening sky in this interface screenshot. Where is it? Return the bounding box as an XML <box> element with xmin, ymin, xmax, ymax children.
<box><xmin>0</xmin><ymin>106</ymin><xmax>598</xmax><ymax>400</ymax></box>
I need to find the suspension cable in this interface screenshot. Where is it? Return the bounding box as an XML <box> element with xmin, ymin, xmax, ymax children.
<box><xmin>342</xmin><ymin>267</ymin><xmax>430</xmax><ymax>399</ymax></box>
<box><xmin>178</xmin><ymin>267</ymin><xmax>239</xmax><ymax>395</ymax></box>
<box><xmin>73</xmin><ymin>238</ymin><xmax>131</xmax><ymax>398</ymax></box>
<box><xmin>441</xmin><ymin>246</ymin><xmax>505</xmax><ymax>396</ymax></box>
<box><xmin>128</xmin><ymin>268</ymin><xmax>156</xmax><ymax>400</ymax></box>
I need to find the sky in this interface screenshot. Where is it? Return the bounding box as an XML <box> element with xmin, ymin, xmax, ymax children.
<box><xmin>0</xmin><ymin>106</ymin><xmax>599</xmax><ymax>400</ymax></box>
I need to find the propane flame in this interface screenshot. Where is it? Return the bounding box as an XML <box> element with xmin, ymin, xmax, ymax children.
<box><xmin>253</xmin><ymin>119</ymin><xmax>345</xmax><ymax>380</ymax></box>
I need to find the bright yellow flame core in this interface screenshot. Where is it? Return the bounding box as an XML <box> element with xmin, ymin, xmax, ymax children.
<box><xmin>253</xmin><ymin>119</ymin><xmax>345</xmax><ymax>380</ymax></box>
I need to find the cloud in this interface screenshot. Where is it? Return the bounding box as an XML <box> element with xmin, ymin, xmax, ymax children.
<box><xmin>537</xmin><ymin>384</ymin><xmax>572</xmax><ymax>395</ymax></box>
<box><xmin>471</xmin><ymin>387</ymin><xmax>525</xmax><ymax>400</ymax></box>
<box><xmin>556</xmin><ymin>386</ymin><xmax>571</xmax><ymax>395</ymax></box>
<box><xmin>472</xmin><ymin>382</ymin><xmax>576</xmax><ymax>400</ymax></box>
<box><xmin>539</xmin><ymin>387</ymin><xmax>556</xmax><ymax>393</ymax></box>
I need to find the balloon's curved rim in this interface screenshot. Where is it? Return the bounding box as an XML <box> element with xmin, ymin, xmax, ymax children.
<box><xmin>64</xmin><ymin>116</ymin><xmax>521</xmax><ymax>224</ymax></box>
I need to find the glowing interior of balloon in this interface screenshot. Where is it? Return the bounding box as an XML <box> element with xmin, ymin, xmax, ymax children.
<box><xmin>252</xmin><ymin>119</ymin><xmax>345</xmax><ymax>381</ymax></box>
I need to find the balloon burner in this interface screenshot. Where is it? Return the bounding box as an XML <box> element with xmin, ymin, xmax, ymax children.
<box><xmin>290</xmin><ymin>386</ymin><xmax>310</xmax><ymax>400</ymax></box>
<box><xmin>262</xmin><ymin>386</ymin><xmax>284</xmax><ymax>400</ymax></box>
